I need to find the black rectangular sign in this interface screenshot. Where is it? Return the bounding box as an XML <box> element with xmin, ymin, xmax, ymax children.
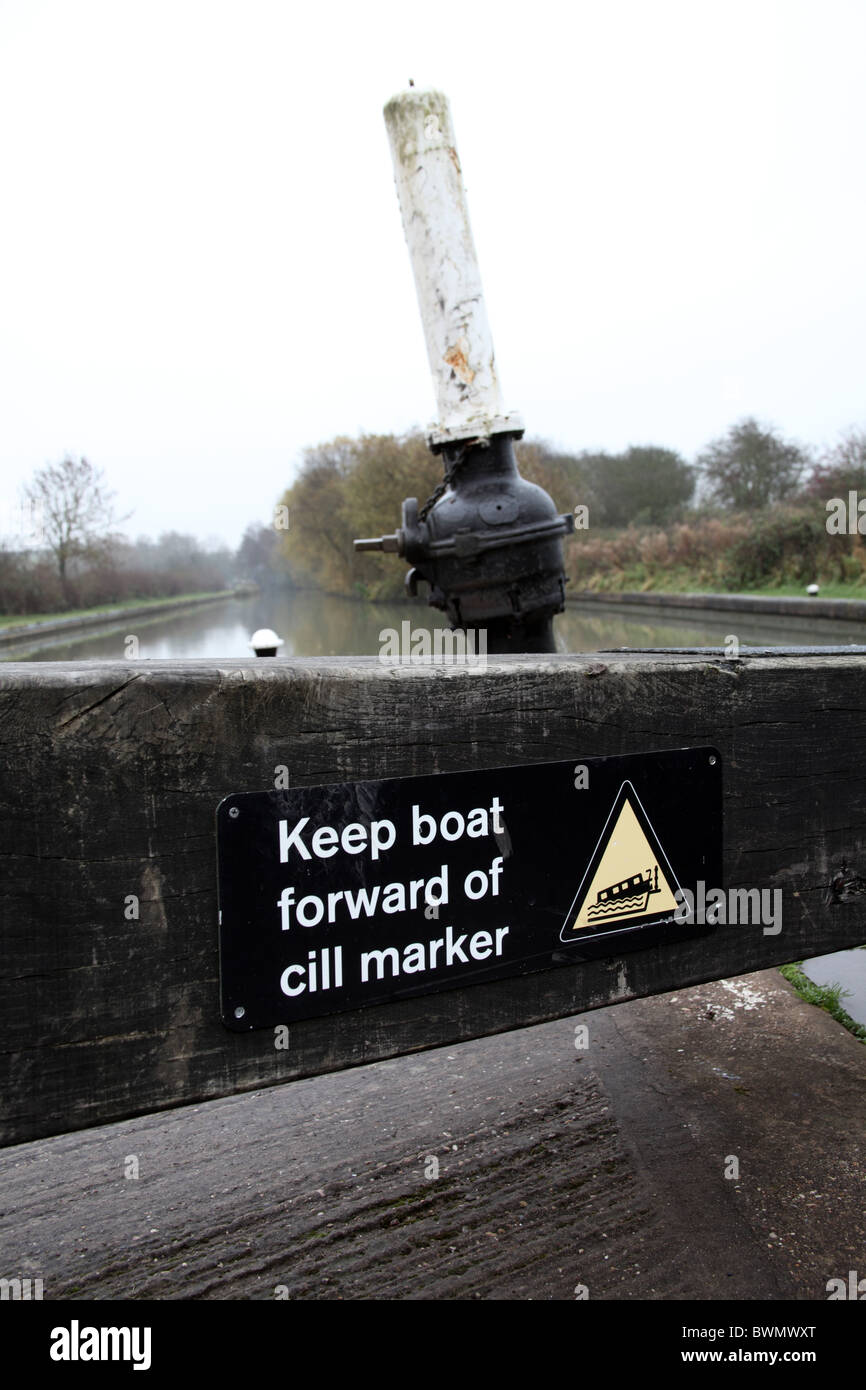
<box><xmin>217</xmin><ymin>747</ymin><xmax>722</xmax><ymax>1030</ymax></box>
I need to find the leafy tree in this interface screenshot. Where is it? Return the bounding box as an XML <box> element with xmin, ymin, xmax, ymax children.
<box><xmin>277</xmin><ymin>437</ymin><xmax>359</xmax><ymax>596</ymax></box>
<box><xmin>23</xmin><ymin>455</ymin><xmax>128</xmax><ymax>605</ymax></box>
<box><xmin>579</xmin><ymin>446</ymin><xmax>695</xmax><ymax>527</ymax></box>
<box><xmin>517</xmin><ymin>441</ymin><xmax>694</xmax><ymax>528</ymax></box>
<box><xmin>273</xmin><ymin>432</ymin><xmax>442</xmax><ymax>598</ymax></box>
<box><xmin>342</xmin><ymin>431</ymin><xmax>441</xmax><ymax>596</ymax></box>
<box><xmin>695</xmin><ymin>418</ymin><xmax>810</xmax><ymax>511</ymax></box>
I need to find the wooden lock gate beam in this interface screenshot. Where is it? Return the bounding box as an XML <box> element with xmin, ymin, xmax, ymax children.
<box><xmin>0</xmin><ymin>649</ymin><xmax>865</xmax><ymax>1147</ymax></box>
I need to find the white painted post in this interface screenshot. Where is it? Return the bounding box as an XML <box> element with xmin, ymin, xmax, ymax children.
<box><xmin>383</xmin><ymin>88</ymin><xmax>522</xmax><ymax>448</ymax></box>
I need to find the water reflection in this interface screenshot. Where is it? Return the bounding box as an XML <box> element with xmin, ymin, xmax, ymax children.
<box><xmin>4</xmin><ymin>593</ymin><xmax>448</xmax><ymax>661</ymax></box>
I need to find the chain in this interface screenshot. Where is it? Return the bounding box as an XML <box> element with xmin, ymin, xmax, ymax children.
<box><xmin>418</xmin><ymin>440</ymin><xmax>476</xmax><ymax>522</ymax></box>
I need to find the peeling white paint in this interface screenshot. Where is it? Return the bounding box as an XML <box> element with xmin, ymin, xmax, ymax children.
<box><xmin>383</xmin><ymin>88</ymin><xmax>521</xmax><ymax>445</ymax></box>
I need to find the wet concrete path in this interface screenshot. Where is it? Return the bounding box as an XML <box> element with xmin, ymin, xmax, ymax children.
<box><xmin>2</xmin><ymin>969</ymin><xmax>864</xmax><ymax>1301</ymax></box>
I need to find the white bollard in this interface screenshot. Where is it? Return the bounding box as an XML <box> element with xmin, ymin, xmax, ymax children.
<box><xmin>249</xmin><ymin>628</ymin><xmax>284</xmax><ymax>657</ymax></box>
<box><xmin>383</xmin><ymin>88</ymin><xmax>522</xmax><ymax>448</ymax></box>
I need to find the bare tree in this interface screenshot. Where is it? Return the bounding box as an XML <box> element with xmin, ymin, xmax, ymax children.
<box><xmin>804</xmin><ymin>426</ymin><xmax>866</xmax><ymax>497</ymax></box>
<box><xmin>24</xmin><ymin>455</ymin><xmax>128</xmax><ymax>605</ymax></box>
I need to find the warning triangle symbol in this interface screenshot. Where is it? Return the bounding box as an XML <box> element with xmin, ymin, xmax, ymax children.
<box><xmin>560</xmin><ymin>781</ymin><xmax>683</xmax><ymax>941</ymax></box>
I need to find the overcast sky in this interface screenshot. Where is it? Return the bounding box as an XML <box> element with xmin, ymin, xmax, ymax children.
<box><xmin>1</xmin><ymin>0</ymin><xmax>864</xmax><ymax>548</ymax></box>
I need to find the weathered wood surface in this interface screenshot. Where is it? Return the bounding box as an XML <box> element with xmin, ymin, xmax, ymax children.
<box><xmin>1</xmin><ymin>652</ymin><xmax>865</xmax><ymax>1147</ymax></box>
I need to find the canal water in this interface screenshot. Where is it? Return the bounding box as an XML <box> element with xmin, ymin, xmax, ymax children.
<box><xmin>7</xmin><ymin>588</ymin><xmax>865</xmax><ymax>1025</ymax></box>
<box><xmin>7</xmin><ymin>588</ymin><xmax>866</xmax><ymax>661</ymax></box>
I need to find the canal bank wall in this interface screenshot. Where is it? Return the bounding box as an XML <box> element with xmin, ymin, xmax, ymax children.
<box><xmin>0</xmin><ymin>590</ymin><xmax>238</xmax><ymax>651</ymax></box>
<box><xmin>568</xmin><ymin>589</ymin><xmax>866</xmax><ymax>622</ymax></box>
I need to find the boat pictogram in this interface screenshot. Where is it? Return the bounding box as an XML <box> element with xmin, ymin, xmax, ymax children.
<box><xmin>586</xmin><ymin>864</ymin><xmax>660</xmax><ymax>921</ymax></box>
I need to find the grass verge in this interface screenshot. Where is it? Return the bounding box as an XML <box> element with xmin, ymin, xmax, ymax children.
<box><xmin>0</xmin><ymin>591</ymin><xmax>230</xmax><ymax>630</ymax></box>
<box><xmin>779</xmin><ymin>962</ymin><xmax>866</xmax><ymax>1043</ymax></box>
